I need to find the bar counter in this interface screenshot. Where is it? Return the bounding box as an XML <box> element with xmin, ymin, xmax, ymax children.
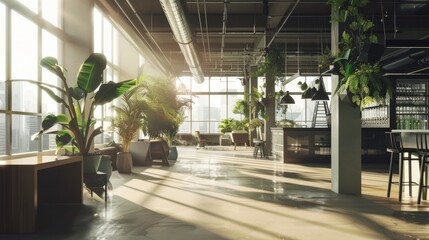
<box><xmin>391</xmin><ymin>129</ymin><xmax>429</xmax><ymax>148</ymax></box>
<box><xmin>271</xmin><ymin>127</ymin><xmax>390</xmax><ymax>163</ymax></box>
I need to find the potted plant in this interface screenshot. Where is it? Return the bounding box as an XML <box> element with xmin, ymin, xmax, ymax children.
<box><xmin>248</xmin><ymin>118</ymin><xmax>264</xmax><ymax>143</ymax></box>
<box><xmin>218</xmin><ymin>118</ymin><xmax>235</xmax><ymax>134</ymax></box>
<box><xmin>17</xmin><ymin>53</ymin><xmax>135</xmax><ymax>173</ymax></box>
<box><xmin>327</xmin><ymin>0</ymin><xmax>392</xmax><ymax>109</ymax></box>
<box><xmin>111</xmin><ymin>82</ymin><xmax>146</xmax><ymax>173</ymax></box>
<box><xmin>141</xmin><ymin>76</ymin><xmax>190</xmax><ymax>160</ymax></box>
<box><xmin>163</xmin><ymin>97</ymin><xmax>190</xmax><ymax>160</ymax></box>
<box><xmin>164</xmin><ymin>111</ymin><xmax>185</xmax><ymax>160</ymax></box>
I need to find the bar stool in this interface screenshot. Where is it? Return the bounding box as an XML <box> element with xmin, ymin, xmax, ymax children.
<box><xmin>385</xmin><ymin>132</ymin><xmax>419</xmax><ymax>201</ymax></box>
<box><xmin>253</xmin><ymin>126</ymin><xmax>266</xmax><ymax>158</ymax></box>
<box><xmin>253</xmin><ymin>139</ymin><xmax>266</xmax><ymax>158</ymax></box>
<box><xmin>415</xmin><ymin>133</ymin><xmax>429</xmax><ymax>204</ymax></box>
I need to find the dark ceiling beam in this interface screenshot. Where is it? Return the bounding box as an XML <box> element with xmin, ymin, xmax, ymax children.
<box><xmin>385</xmin><ymin>39</ymin><xmax>429</xmax><ymax>48</ymax></box>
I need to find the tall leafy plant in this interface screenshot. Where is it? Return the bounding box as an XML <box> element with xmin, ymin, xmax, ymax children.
<box><xmin>141</xmin><ymin>76</ymin><xmax>190</xmax><ymax>143</ymax></box>
<box><xmin>15</xmin><ymin>53</ymin><xmax>136</xmax><ymax>155</ymax></box>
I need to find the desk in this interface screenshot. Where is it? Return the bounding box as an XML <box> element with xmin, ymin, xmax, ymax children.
<box><xmin>0</xmin><ymin>155</ymin><xmax>82</xmax><ymax>233</ymax></box>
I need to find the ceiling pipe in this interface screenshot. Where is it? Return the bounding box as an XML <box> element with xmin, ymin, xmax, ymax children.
<box><xmin>159</xmin><ymin>0</ymin><xmax>205</xmax><ymax>83</ymax></box>
<box><xmin>220</xmin><ymin>1</ymin><xmax>228</xmax><ymax>72</ymax></box>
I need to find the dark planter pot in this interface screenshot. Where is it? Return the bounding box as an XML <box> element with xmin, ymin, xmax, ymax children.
<box><xmin>83</xmin><ymin>155</ymin><xmax>102</xmax><ymax>174</ymax></box>
<box><xmin>116</xmin><ymin>152</ymin><xmax>133</xmax><ymax>174</ymax></box>
<box><xmin>168</xmin><ymin>146</ymin><xmax>178</xmax><ymax>160</ymax></box>
<box><xmin>98</xmin><ymin>155</ymin><xmax>113</xmax><ymax>181</ymax></box>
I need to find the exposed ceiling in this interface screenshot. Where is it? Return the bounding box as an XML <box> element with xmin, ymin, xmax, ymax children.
<box><xmin>101</xmin><ymin>0</ymin><xmax>429</xmax><ymax>80</ymax></box>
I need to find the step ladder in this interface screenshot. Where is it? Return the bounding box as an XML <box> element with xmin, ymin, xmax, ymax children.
<box><xmin>312</xmin><ymin>101</ymin><xmax>330</xmax><ymax>128</ymax></box>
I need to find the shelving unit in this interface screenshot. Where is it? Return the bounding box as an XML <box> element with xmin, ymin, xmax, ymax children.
<box><xmin>361</xmin><ymin>104</ymin><xmax>390</xmax><ymax>128</ymax></box>
<box><xmin>395</xmin><ymin>79</ymin><xmax>429</xmax><ymax>129</ymax></box>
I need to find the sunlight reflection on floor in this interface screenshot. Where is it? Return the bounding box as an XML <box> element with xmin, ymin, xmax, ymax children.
<box><xmin>109</xmin><ymin>146</ymin><xmax>429</xmax><ymax>239</ymax></box>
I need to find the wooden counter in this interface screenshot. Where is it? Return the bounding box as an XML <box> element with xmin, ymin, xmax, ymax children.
<box><xmin>0</xmin><ymin>155</ymin><xmax>82</xmax><ymax>233</ymax></box>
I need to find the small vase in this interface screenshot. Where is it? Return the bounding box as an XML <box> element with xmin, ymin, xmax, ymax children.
<box><xmin>116</xmin><ymin>152</ymin><xmax>133</xmax><ymax>174</ymax></box>
<box><xmin>168</xmin><ymin>146</ymin><xmax>178</xmax><ymax>160</ymax></box>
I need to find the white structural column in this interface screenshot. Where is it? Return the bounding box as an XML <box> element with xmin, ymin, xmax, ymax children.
<box><xmin>330</xmin><ymin>9</ymin><xmax>362</xmax><ymax>194</ymax></box>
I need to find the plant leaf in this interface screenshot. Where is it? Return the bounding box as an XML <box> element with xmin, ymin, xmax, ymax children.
<box><xmin>94</xmin><ymin>79</ymin><xmax>136</xmax><ymax>105</ymax></box>
<box><xmin>69</xmin><ymin>87</ymin><xmax>85</xmax><ymax>100</ymax></box>
<box><xmin>40</xmin><ymin>56</ymin><xmax>67</xmax><ymax>81</ymax></box>
<box><xmin>54</xmin><ymin>130</ymin><xmax>74</xmax><ymax>148</ymax></box>
<box><xmin>85</xmin><ymin>126</ymin><xmax>103</xmax><ymax>153</ymax></box>
<box><xmin>9</xmin><ymin>79</ymin><xmax>66</xmax><ymax>95</ymax></box>
<box><xmin>38</xmin><ymin>85</ymin><xmax>68</xmax><ymax>106</ymax></box>
<box><xmin>31</xmin><ymin>131</ymin><xmax>44</xmax><ymax>141</ymax></box>
<box><xmin>41</xmin><ymin>114</ymin><xmax>70</xmax><ymax>130</ymax></box>
<box><xmin>77</xmin><ymin>53</ymin><xmax>107</xmax><ymax>93</ymax></box>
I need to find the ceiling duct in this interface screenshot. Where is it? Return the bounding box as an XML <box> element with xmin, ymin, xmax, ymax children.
<box><xmin>159</xmin><ymin>0</ymin><xmax>205</xmax><ymax>83</ymax></box>
<box><xmin>381</xmin><ymin>49</ymin><xmax>429</xmax><ymax>72</ymax></box>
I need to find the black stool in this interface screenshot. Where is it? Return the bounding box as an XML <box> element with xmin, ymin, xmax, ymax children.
<box><xmin>415</xmin><ymin>133</ymin><xmax>429</xmax><ymax>204</ymax></box>
<box><xmin>385</xmin><ymin>132</ymin><xmax>419</xmax><ymax>201</ymax></box>
<box><xmin>253</xmin><ymin>139</ymin><xmax>266</xmax><ymax>158</ymax></box>
<box><xmin>84</xmin><ymin>171</ymin><xmax>108</xmax><ymax>205</ymax></box>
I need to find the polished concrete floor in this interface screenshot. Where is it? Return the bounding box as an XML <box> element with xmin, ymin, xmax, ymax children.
<box><xmin>1</xmin><ymin>146</ymin><xmax>428</xmax><ymax>240</ymax></box>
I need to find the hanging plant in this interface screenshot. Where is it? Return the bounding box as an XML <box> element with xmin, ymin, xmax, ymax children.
<box><xmin>254</xmin><ymin>45</ymin><xmax>285</xmax><ymax>82</ymax></box>
<box><xmin>327</xmin><ymin>0</ymin><xmax>392</xmax><ymax>110</ymax></box>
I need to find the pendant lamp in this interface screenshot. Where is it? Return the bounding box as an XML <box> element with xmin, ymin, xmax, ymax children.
<box><xmin>311</xmin><ymin>76</ymin><xmax>329</xmax><ymax>101</ymax></box>
<box><xmin>280</xmin><ymin>91</ymin><xmax>295</xmax><ymax>105</ymax></box>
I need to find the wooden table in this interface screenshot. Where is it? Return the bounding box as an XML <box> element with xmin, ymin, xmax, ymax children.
<box><xmin>0</xmin><ymin>155</ymin><xmax>82</xmax><ymax>233</ymax></box>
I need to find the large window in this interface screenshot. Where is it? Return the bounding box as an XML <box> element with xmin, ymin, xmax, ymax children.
<box><xmin>93</xmin><ymin>7</ymin><xmax>145</xmax><ymax>144</ymax></box>
<box><xmin>178</xmin><ymin>76</ymin><xmax>245</xmax><ymax>134</ymax></box>
<box><xmin>0</xmin><ymin>3</ymin><xmax>5</xmax><ymax>155</ymax></box>
<box><xmin>1</xmin><ymin>0</ymin><xmax>62</xmax><ymax>156</ymax></box>
<box><xmin>11</xmin><ymin>11</ymin><xmax>38</xmax><ymax>113</ymax></box>
<box><xmin>279</xmin><ymin>76</ymin><xmax>332</xmax><ymax>127</ymax></box>
<box><xmin>0</xmin><ymin>3</ymin><xmax>6</xmax><ymax>110</ymax></box>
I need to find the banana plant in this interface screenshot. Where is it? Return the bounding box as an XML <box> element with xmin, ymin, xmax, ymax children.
<box><xmin>14</xmin><ymin>53</ymin><xmax>136</xmax><ymax>155</ymax></box>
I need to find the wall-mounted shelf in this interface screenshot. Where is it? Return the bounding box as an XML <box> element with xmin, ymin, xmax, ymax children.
<box><xmin>395</xmin><ymin>79</ymin><xmax>429</xmax><ymax>129</ymax></box>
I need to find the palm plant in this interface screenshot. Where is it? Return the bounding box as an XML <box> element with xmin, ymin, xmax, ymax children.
<box><xmin>111</xmin><ymin>83</ymin><xmax>146</xmax><ymax>152</ymax></box>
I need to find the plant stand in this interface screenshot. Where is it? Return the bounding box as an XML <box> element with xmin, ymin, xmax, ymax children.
<box><xmin>83</xmin><ymin>171</ymin><xmax>108</xmax><ymax>206</ymax></box>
